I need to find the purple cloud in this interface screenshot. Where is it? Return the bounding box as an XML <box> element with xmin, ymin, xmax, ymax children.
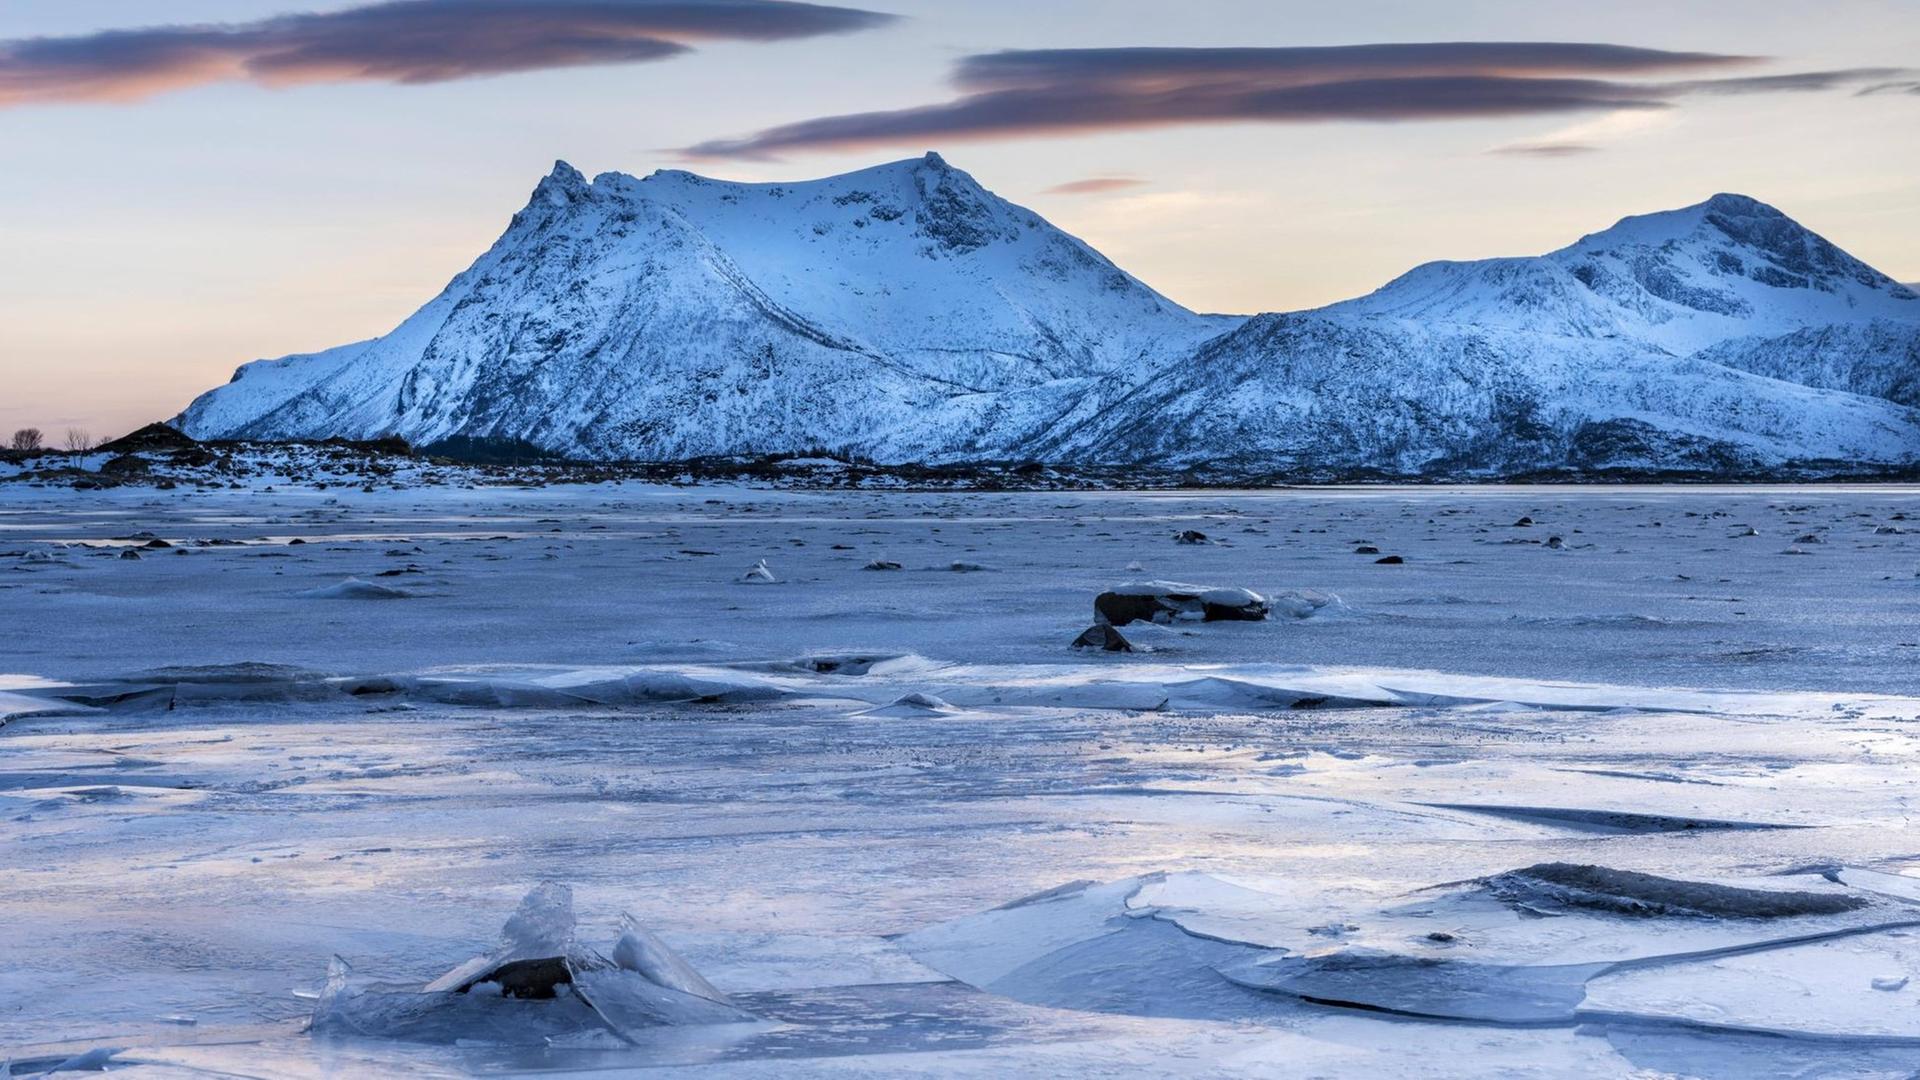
<box><xmin>682</xmin><ymin>42</ymin><xmax>1911</xmax><ymax>159</ymax></box>
<box><xmin>1042</xmin><ymin>176</ymin><xmax>1149</xmax><ymax>195</ymax></box>
<box><xmin>0</xmin><ymin>0</ymin><xmax>897</xmax><ymax>107</ymax></box>
<box><xmin>953</xmin><ymin>43</ymin><xmax>1754</xmax><ymax>92</ymax></box>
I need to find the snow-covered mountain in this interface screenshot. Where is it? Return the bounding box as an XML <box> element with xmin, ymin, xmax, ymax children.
<box><xmin>179</xmin><ymin>153</ymin><xmax>1231</xmax><ymax>461</ymax></box>
<box><xmin>1046</xmin><ymin>194</ymin><xmax>1920</xmax><ymax>474</ymax></box>
<box><xmin>178</xmin><ymin>157</ymin><xmax>1920</xmax><ymax>477</ymax></box>
<box><xmin>1326</xmin><ymin>194</ymin><xmax>1916</xmax><ymax>355</ymax></box>
<box><xmin>1041</xmin><ymin>314</ymin><xmax>1920</xmax><ymax>476</ymax></box>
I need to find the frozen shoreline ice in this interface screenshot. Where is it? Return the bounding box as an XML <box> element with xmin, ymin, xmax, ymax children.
<box><xmin>4</xmin><ymin>483</ymin><xmax>1920</xmax><ymax>1075</ymax></box>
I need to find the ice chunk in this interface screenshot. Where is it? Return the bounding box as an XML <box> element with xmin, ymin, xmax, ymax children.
<box><xmin>855</xmin><ymin>692</ymin><xmax>964</xmax><ymax>718</ymax></box>
<box><xmin>312</xmin><ymin>953</ymin><xmax>605</xmax><ymax>1046</ymax></box>
<box><xmin>316</xmin><ymin>884</ymin><xmax>758</xmax><ymax>1047</ymax></box>
<box><xmin>611</xmin><ymin>915</ymin><xmax>731</xmax><ymax>1004</ymax></box>
<box><xmin>1269</xmin><ymin>589</ymin><xmax>1347</xmax><ymax>620</ymax></box>
<box><xmin>423</xmin><ymin>881</ymin><xmax>581</xmax><ymax>995</ymax></box>
<box><xmin>297</xmin><ymin>577</ymin><xmax>413</xmax><ymax>599</ymax></box>
<box><xmin>570</xmin><ymin>964</ymin><xmax>757</xmax><ymax>1030</ymax></box>
<box><xmin>502</xmin><ymin>882</ymin><xmax>577</xmax><ymax>958</ymax></box>
<box><xmin>740</xmin><ymin>559</ymin><xmax>776</xmax><ymax>583</ymax></box>
<box><xmin>1071</xmin><ymin>624</ymin><xmax>1134</xmax><ymax>652</ymax></box>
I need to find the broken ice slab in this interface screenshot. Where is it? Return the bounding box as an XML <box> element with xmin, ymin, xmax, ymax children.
<box><xmin>313</xmin><ymin>883</ymin><xmax>760</xmax><ymax>1047</ymax></box>
<box><xmin>0</xmin><ymin>689</ymin><xmax>98</xmax><ymax>726</ymax></box>
<box><xmin>1268</xmin><ymin>589</ymin><xmax>1348</xmax><ymax>620</ymax></box>
<box><xmin>422</xmin><ymin>881</ymin><xmax>581</xmax><ymax>996</ymax></box>
<box><xmin>1583</xmin><ymin>925</ymin><xmax>1920</xmax><ymax>1039</ymax></box>
<box><xmin>897</xmin><ymin>874</ymin><xmax>1285</xmax><ymax>1021</ymax></box>
<box><xmin>1221</xmin><ymin>951</ymin><xmax>1607</xmax><ymax>1024</ymax></box>
<box><xmin>902</xmin><ymin>864</ymin><xmax>1915</xmax><ymax>1032</ymax></box>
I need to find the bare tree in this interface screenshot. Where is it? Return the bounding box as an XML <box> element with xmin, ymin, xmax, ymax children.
<box><xmin>9</xmin><ymin>428</ymin><xmax>43</xmax><ymax>452</ymax></box>
<box><xmin>63</xmin><ymin>428</ymin><xmax>94</xmax><ymax>452</ymax></box>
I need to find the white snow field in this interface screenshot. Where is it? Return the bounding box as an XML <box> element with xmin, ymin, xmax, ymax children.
<box><xmin>5</xmin><ymin>482</ymin><xmax>1920</xmax><ymax>1077</ymax></box>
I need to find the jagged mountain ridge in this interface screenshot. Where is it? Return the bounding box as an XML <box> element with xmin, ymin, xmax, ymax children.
<box><xmin>178</xmin><ymin>155</ymin><xmax>1920</xmax><ymax>476</ymax></box>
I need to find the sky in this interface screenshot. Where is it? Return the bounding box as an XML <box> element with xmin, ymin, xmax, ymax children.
<box><xmin>1</xmin><ymin>0</ymin><xmax>1917</xmax><ymax>439</ymax></box>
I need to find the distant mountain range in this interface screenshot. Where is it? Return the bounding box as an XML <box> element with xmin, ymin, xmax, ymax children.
<box><xmin>178</xmin><ymin>154</ymin><xmax>1920</xmax><ymax>478</ymax></box>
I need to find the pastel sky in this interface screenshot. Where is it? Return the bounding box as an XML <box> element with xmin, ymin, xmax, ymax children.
<box><xmin>3</xmin><ymin>0</ymin><xmax>1917</xmax><ymax>439</ymax></box>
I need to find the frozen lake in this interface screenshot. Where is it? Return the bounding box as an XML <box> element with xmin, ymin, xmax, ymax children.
<box><xmin>4</xmin><ymin>484</ymin><xmax>1920</xmax><ymax>1077</ymax></box>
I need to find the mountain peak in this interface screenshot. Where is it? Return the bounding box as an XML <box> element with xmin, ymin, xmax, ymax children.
<box><xmin>1700</xmin><ymin>192</ymin><xmax>1776</xmax><ymax>216</ymax></box>
<box><xmin>531</xmin><ymin>160</ymin><xmax>590</xmax><ymax>208</ymax></box>
<box><xmin>1558</xmin><ymin>192</ymin><xmax>1908</xmax><ymax>300</ymax></box>
<box><xmin>1571</xmin><ymin>193</ymin><xmax>1784</xmax><ymax>250</ymax></box>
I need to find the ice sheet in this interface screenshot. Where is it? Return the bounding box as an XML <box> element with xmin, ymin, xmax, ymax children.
<box><xmin>7</xmin><ymin>484</ymin><xmax>1920</xmax><ymax>1075</ymax></box>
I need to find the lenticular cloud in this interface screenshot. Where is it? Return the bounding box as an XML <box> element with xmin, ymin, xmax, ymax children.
<box><xmin>683</xmin><ymin>42</ymin><xmax>1910</xmax><ymax>159</ymax></box>
<box><xmin>0</xmin><ymin>0</ymin><xmax>897</xmax><ymax>107</ymax></box>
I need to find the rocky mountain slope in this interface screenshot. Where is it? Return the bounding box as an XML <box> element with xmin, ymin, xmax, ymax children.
<box><xmin>178</xmin><ymin>156</ymin><xmax>1920</xmax><ymax>477</ymax></box>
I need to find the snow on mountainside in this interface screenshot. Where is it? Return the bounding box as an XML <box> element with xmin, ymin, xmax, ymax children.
<box><xmin>178</xmin><ymin>158</ymin><xmax>1920</xmax><ymax>476</ymax></box>
<box><xmin>1045</xmin><ymin>313</ymin><xmax>1920</xmax><ymax>475</ymax></box>
<box><xmin>1697</xmin><ymin>319</ymin><xmax>1920</xmax><ymax>407</ymax></box>
<box><xmin>179</xmin><ymin>153</ymin><xmax>1233</xmax><ymax>460</ymax></box>
<box><xmin>1044</xmin><ymin>194</ymin><xmax>1920</xmax><ymax>475</ymax></box>
<box><xmin>1325</xmin><ymin>193</ymin><xmax>1918</xmax><ymax>355</ymax></box>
